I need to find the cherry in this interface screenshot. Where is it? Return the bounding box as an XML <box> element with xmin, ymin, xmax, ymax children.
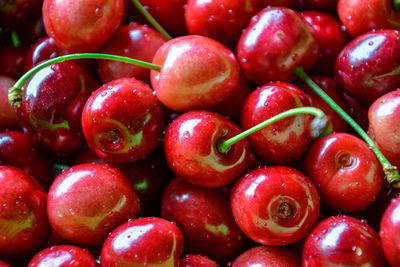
<box><xmin>47</xmin><ymin>163</ymin><xmax>141</xmax><ymax>246</ymax></box>
<box><xmin>303</xmin><ymin>215</ymin><xmax>386</xmax><ymax>266</ymax></box>
<box><xmin>28</xmin><ymin>245</ymin><xmax>98</xmax><ymax>267</ymax></box>
<box><xmin>0</xmin><ymin>0</ymin><xmax>43</xmax><ymax>28</ymax></box>
<box><xmin>380</xmin><ymin>195</ymin><xmax>400</xmax><ymax>266</ymax></box>
<box><xmin>180</xmin><ymin>255</ymin><xmax>219</xmax><ymax>267</ymax></box>
<box><xmin>14</xmin><ymin>14</ymin><xmax>46</xmax><ymax>46</ymax></box>
<box><xmin>304</xmin><ymin>132</ymin><xmax>383</xmax><ymax>211</ymax></box>
<box><xmin>0</xmin><ymin>75</ymin><xmax>18</xmax><ymax>131</ymax></box>
<box><xmin>0</xmin><ymin>166</ymin><xmax>49</xmax><ymax>256</ymax></box>
<box><xmin>231</xmin><ymin>246</ymin><xmax>300</xmax><ymax>266</ymax></box>
<box><xmin>231</xmin><ymin>166</ymin><xmax>320</xmax><ymax>246</ymax></box>
<box><xmin>259</xmin><ymin>0</ymin><xmax>296</xmax><ymax>8</ymax></box>
<box><xmin>0</xmin><ymin>45</ymin><xmax>28</xmax><ymax>80</ymax></box>
<box><xmin>305</xmin><ymin>0</ymin><xmax>337</xmax><ymax>11</ymax></box>
<box><xmin>98</xmin><ymin>23</ymin><xmax>166</xmax><ymax>84</ymax></box>
<box><xmin>100</xmin><ymin>217</ymin><xmax>183</xmax><ymax>266</ymax></box>
<box><xmin>42</xmin><ymin>0</ymin><xmax>124</xmax><ymax>52</ymax></box>
<box><xmin>0</xmin><ymin>261</ymin><xmax>10</xmax><ymax>267</ymax></box>
<box><xmin>0</xmin><ymin>131</ymin><xmax>53</xmax><ymax>190</ymax></box>
<box><xmin>342</xmin><ymin>93</ymin><xmax>369</xmax><ymax>131</ymax></box>
<box><xmin>82</xmin><ymin>77</ymin><xmax>164</xmax><ymax>163</ymax></box>
<box><xmin>161</xmin><ymin>178</ymin><xmax>246</xmax><ymax>261</ymax></box>
<box><xmin>237</xmin><ymin>6</ymin><xmax>318</xmax><ymax>85</ymax></box>
<box><xmin>185</xmin><ymin>0</ymin><xmax>260</xmax><ymax>45</ymax></box>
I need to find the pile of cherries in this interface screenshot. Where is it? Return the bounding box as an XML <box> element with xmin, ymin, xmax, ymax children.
<box><xmin>2</xmin><ymin>0</ymin><xmax>400</xmax><ymax>266</ymax></box>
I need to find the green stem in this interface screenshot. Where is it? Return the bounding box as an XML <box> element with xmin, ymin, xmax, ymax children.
<box><xmin>130</xmin><ymin>0</ymin><xmax>172</xmax><ymax>40</ymax></box>
<box><xmin>217</xmin><ymin>107</ymin><xmax>326</xmax><ymax>154</ymax></box>
<box><xmin>8</xmin><ymin>53</ymin><xmax>162</xmax><ymax>108</ymax></box>
<box><xmin>393</xmin><ymin>0</ymin><xmax>400</xmax><ymax>10</ymax></box>
<box><xmin>53</xmin><ymin>163</ymin><xmax>70</xmax><ymax>172</ymax></box>
<box><xmin>294</xmin><ymin>66</ymin><xmax>400</xmax><ymax>187</ymax></box>
<box><xmin>11</xmin><ymin>30</ymin><xmax>20</xmax><ymax>47</ymax></box>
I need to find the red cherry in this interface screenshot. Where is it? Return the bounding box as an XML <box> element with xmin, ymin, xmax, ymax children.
<box><xmin>42</xmin><ymin>0</ymin><xmax>124</xmax><ymax>52</ymax></box>
<box><xmin>47</xmin><ymin>163</ymin><xmax>141</xmax><ymax>246</ymax></box>
<box><xmin>180</xmin><ymin>254</ymin><xmax>219</xmax><ymax>267</ymax></box>
<box><xmin>162</xmin><ymin>178</ymin><xmax>246</xmax><ymax>261</ymax></box>
<box><xmin>0</xmin><ymin>75</ymin><xmax>19</xmax><ymax>131</ymax></box>
<box><xmin>0</xmin><ymin>261</ymin><xmax>10</xmax><ymax>267</ymax></box>
<box><xmin>237</xmin><ymin>7</ymin><xmax>318</xmax><ymax>84</ymax></box>
<box><xmin>305</xmin><ymin>0</ymin><xmax>337</xmax><ymax>11</ymax></box>
<box><xmin>259</xmin><ymin>0</ymin><xmax>295</xmax><ymax>8</ymax></box>
<box><xmin>100</xmin><ymin>217</ymin><xmax>183</xmax><ymax>266</ymax></box>
<box><xmin>82</xmin><ymin>78</ymin><xmax>164</xmax><ymax>163</ymax></box>
<box><xmin>0</xmin><ymin>46</ymin><xmax>28</xmax><ymax>80</ymax></box>
<box><xmin>231</xmin><ymin>166</ymin><xmax>320</xmax><ymax>246</ymax></box>
<box><xmin>380</xmin><ymin>195</ymin><xmax>400</xmax><ymax>266</ymax></box>
<box><xmin>0</xmin><ymin>0</ymin><xmax>42</xmax><ymax>27</ymax></box>
<box><xmin>232</xmin><ymin>246</ymin><xmax>300</xmax><ymax>266</ymax></box>
<box><xmin>28</xmin><ymin>245</ymin><xmax>98</xmax><ymax>267</ymax></box>
<box><xmin>303</xmin><ymin>215</ymin><xmax>386</xmax><ymax>266</ymax></box>
<box><xmin>151</xmin><ymin>35</ymin><xmax>240</xmax><ymax>111</ymax></box>
<box><xmin>0</xmin><ymin>166</ymin><xmax>50</xmax><ymax>256</ymax></box>
<box><xmin>304</xmin><ymin>133</ymin><xmax>383</xmax><ymax>211</ymax></box>
<box><xmin>164</xmin><ymin>110</ymin><xmax>249</xmax><ymax>188</ymax></box>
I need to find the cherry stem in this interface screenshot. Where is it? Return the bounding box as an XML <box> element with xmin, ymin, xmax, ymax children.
<box><xmin>393</xmin><ymin>0</ymin><xmax>400</xmax><ymax>10</ymax></box>
<box><xmin>8</xmin><ymin>53</ymin><xmax>162</xmax><ymax>108</ymax></box>
<box><xmin>11</xmin><ymin>30</ymin><xmax>20</xmax><ymax>47</ymax></box>
<box><xmin>217</xmin><ymin>106</ymin><xmax>326</xmax><ymax>154</ymax></box>
<box><xmin>294</xmin><ymin>66</ymin><xmax>400</xmax><ymax>187</ymax></box>
<box><xmin>130</xmin><ymin>0</ymin><xmax>173</xmax><ymax>40</ymax></box>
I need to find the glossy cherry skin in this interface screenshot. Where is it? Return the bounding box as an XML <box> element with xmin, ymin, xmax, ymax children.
<box><xmin>0</xmin><ymin>166</ymin><xmax>50</xmax><ymax>256</ymax></box>
<box><xmin>98</xmin><ymin>23</ymin><xmax>166</xmax><ymax>84</ymax></box>
<box><xmin>0</xmin><ymin>131</ymin><xmax>53</xmax><ymax>190</ymax></box>
<box><xmin>237</xmin><ymin>7</ymin><xmax>318</xmax><ymax>85</ymax></box>
<box><xmin>232</xmin><ymin>246</ymin><xmax>300</xmax><ymax>266</ymax></box>
<box><xmin>82</xmin><ymin>78</ymin><xmax>164</xmax><ymax>163</ymax></box>
<box><xmin>231</xmin><ymin>166</ymin><xmax>320</xmax><ymax>246</ymax></box>
<box><xmin>185</xmin><ymin>0</ymin><xmax>260</xmax><ymax>45</ymax></box>
<box><xmin>0</xmin><ymin>0</ymin><xmax>43</xmax><ymax>27</ymax></box>
<box><xmin>335</xmin><ymin>30</ymin><xmax>400</xmax><ymax>105</ymax></box>
<box><xmin>304</xmin><ymin>133</ymin><xmax>383</xmax><ymax>211</ymax></box>
<box><xmin>42</xmin><ymin>0</ymin><xmax>124</xmax><ymax>52</ymax></box>
<box><xmin>100</xmin><ymin>217</ymin><xmax>183</xmax><ymax>266</ymax></box>
<box><xmin>180</xmin><ymin>255</ymin><xmax>219</xmax><ymax>267</ymax></box>
<box><xmin>303</xmin><ymin>216</ymin><xmax>386</xmax><ymax>266</ymax></box>
<box><xmin>369</xmin><ymin>90</ymin><xmax>400</xmax><ymax>168</ymax></box>
<box><xmin>301</xmin><ymin>11</ymin><xmax>349</xmax><ymax>76</ymax></box>
<box><xmin>47</xmin><ymin>163</ymin><xmax>141</xmax><ymax>246</ymax></box>
<box><xmin>380</xmin><ymin>195</ymin><xmax>400</xmax><ymax>266</ymax></box>
<box><xmin>240</xmin><ymin>82</ymin><xmax>312</xmax><ymax>165</ymax></box>
<box><xmin>164</xmin><ymin>110</ymin><xmax>250</xmax><ymax>188</ymax></box>
<box><xmin>151</xmin><ymin>35</ymin><xmax>240</xmax><ymax>112</ymax></box>
<box><xmin>162</xmin><ymin>178</ymin><xmax>246</xmax><ymax>261</ymax></box>
<box><xmin>0</xmin><ymin>75</ymin><xmax>19</xmax><ymax>131</ymax></box>
<box><xmin>28</xmin><ymin>245</ymin><xmax>98</xmax><ymax>267</ymax></box>
<box><xmin>338</xmin><ymin>0</ymin><xmax>400</xmax><ymax>37</ymax></box>
<box><xmin>17</xmin><ymin>61</ymin><xmax>99</xmax><ymax>154</ymax></box>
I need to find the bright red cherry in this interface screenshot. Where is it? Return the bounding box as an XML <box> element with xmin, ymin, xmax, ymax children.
<box><xmin>100</xmin><ymin>217</ymin><xmax>183</xmax><ymax>266</ymax></box>
<box><xmin>0</xmin><ymin>166</ymin><xmax>49</xmax><ymax>256</ymax></box>
<box><xmin>162</xmin><ymin>178</ymin><xmax>246</xmax><ymax>261</ymax></box>
<box><xmin>28</xmin><ymin>245</ymin><xmax>98</xmax><ymax>267</ymax></box>
<box><xmin>151</xmin><ymin>35</ymin><xmax>240</xmax><ymax>111</ymax></box>
<box><xmin>303</xmin><ymin>216</ymin><xmax>386</xmax><ymax>266</ymax></box>
<box><xmin>304</xmin><ymin>133</ymin><xmax>383</xmax><ymax>211</ymax></box>
<box><xmin>42</xmin><ymin>0</ymin><xmax>124</xmax><ymax>52</ymax></box>
<box><xmin>180</xmin><ymin>255</ymin><xmax>219</xmax><ymax>267</ymax></box>
<box><xmin>47</xmin><ymin>163</ymin><xmax>141</xmax><ymax>246</ymax></box>
<box><xmin>380</xmin><ymin>195</ymin><xmax>400</xmax><ymax>266</ymax></box>
<box><xmin>237</xmin><ymin>7</ymin><xmax>318</xmax><ymax>85</ymax></box>
<box><xmin>232</xmin><ymin>246</ymin><xmax>301</xmax><ymax>266</ymax></box>
<box><xmin>164</xmin><ymin>110</ymin><xmax>249</xmax><ymax>188</ymax></box>
<box><xmin>231</xmin><ymin>166</ymin><xmax>320</xmax><ymax>246</ymax></box>
<box><xmin>0</xmin><ymin>75</ymin><xmax>19</xmax><ymax>131</ymax></box>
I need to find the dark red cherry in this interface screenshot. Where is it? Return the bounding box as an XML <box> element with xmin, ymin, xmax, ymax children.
<box><xmin>335</xmin><ymin>29</ymin><xmax>400</xmax><ymax>105</ymax></box>
<box><xmin>0</xmin><ymin>75</ymin><xmax>19</xmax><ymax>131</ymax></box>
<box><xmin>180</xmin><ymin>255</ymin><xmax>219</xmax><ymax>267</ymax></box>
<box><xmin>0</xmin><ymin>166</ymin><xmax>49</xmax><ymax>256</ymax></box>
<box><xmin>47</xmin><ymin>163</ymin><xmax>141</xmax><ymax>246</ymax></box>
<box><xmin>42</xmin><ymin>0</ymin><xmax>124</xmax><ymax>52</ymax></box>
<box><xmin>380</xmin><ymin>195</ymin><xmax>400</xmax><ymax>266</ymax></box>
<box><xmin>240</xmin><ymin>82</ymin><xmax>312</xmax><ymax>165</ymax></box>
<box><xmin>98</xmin><ymin>23</ymin><xmax>166</xmax><ymax>84</ymax></box>
<box><xmin>0</xmin><ymin>46</ymin><xmax>28</xmax><ymax>80</ymax></box>
<box><xmin>151</xmin><ymin>35</ymin><xmax>240</xmax><ymax>112</ymax></box>
<box><xmin>82</xmin><ymin>78</ymin><xmax>164</xmax><ymax>163</ymax></box>
<box><xmin>304</xmin><ymin>133</ymin><xmax>383</xmax><ymax>211</ymax></box>
<box><xmin>162</xmin><ymin>178</ymin><xmax>246</xmax><ymax>261</ymax></box>
<box><xmin>164</xmin><ymin>110</ymin><xmax>249</xmax><ymax>188</ymax></box>
<box><xmin>303</xmin><ymin>216</ymin><xmax>386</xmax><ymax>266</ymax></box>
<box><xmin>343</xmin><ymin>92</ymin><xmax>369</xmax><ymax>131</ymax></box>
<box><xmin>259</xmin><ymin>0</ymin><xmax>295</xmax><ymax>8</ymax></box>
<box><xmin>28</xmin><ymin>245</ymin><xmax>98</xmax><ymax>267</ymax></box>
<box><xmin>0</xmin><ymin>131</ymin><xmax>53</xmax><ymax>190</ymax></box>
<box><xmin>15</xmin><ymin>14</ymin><xmax>46</xmax><ymax>45</ymax></box>
<box><xmin>232</xmin><ymin>246</ymin><xmax>301</xmax><ymax>266</ymax></box>
<box><xmin>0</xmin><ymin>0</ymin><xmax>43</xmax><ymax>27</ymax></box>
<box><xmin>237</xmin><ymin>7</ymin><xmax>318</xmax><ymax>85</ymax></box>
<box><xmin>305</xmin><ymin>0</ymin><xmax>337</xmax><ymax>11</ymax></box>
<box><xmin>100</xmin><ymin>217</ymin><xmax>183</xmax><ymax>266</ymax></box>
<box><xmin>231</xmin><ymin>166</ymin><xmax>320</xmax><ymax>246</ymax></box>
<box><xmin>17</xmin><ymin>61</ymin><xmax>99</xmax><ymax>154</ymax></box>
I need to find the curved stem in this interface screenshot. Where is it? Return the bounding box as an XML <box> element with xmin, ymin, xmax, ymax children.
<box><xmin>294</xmin><ymin>66</ymin><xmax>400</xmax><ymax>187</ymax></box>
<box><xmin>393</xmin><ymin>0</ymin><xmax>400</xmax><ymax>10</ymax></box>
<box><xmin>217</xmin><ymin>107</ymin><xmax>326</xmax><ymax>154</ymax></box>
<box><xmin>9</xmin><ymin>53</ymin><xmax>162</xmax><ymax>108</ymax></box>
<box><xmin>130</xmin><ymin>0</ymin><xmax>172</xmax><ymax>40</ymax></box>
